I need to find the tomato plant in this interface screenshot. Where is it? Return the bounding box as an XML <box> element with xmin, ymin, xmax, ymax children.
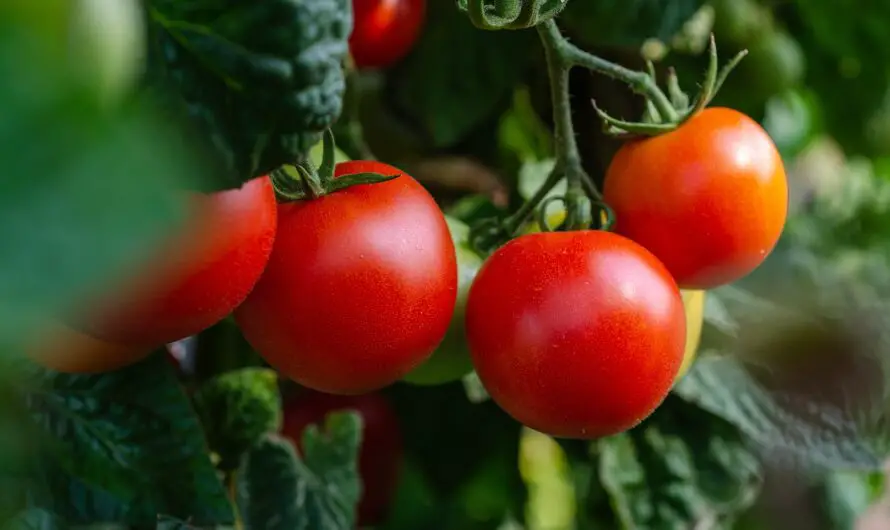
<box><xmin>465</xmin><ymin>230</ymin><xmax>686</xmax><ymax>439</ymax></box>
<box><xmin>235</xmin><ymin>161</ymin><xmax>457</xmax><ymax>395</ymax></box>
<box><xmin>603</xmin><ymin>107</ymin><xmax>789</xmax><ymax>290</ymax></box>
<box><xmin>350</xmin><ymin>0</ymin><xmax>426</xmax><ymax>70</ymax></box>
<box><xmin>281</xmin><ymin>390</ymin><xmax>403</xmax><ymax>527</ymax></box>
<box><xmin>72</xmin><ymin>176</ymin><xmax>277</xmax><ymax>348</ymax></box>
<box><xmin>7</xmin><ymin>1</ymin><xmax>885</xmax><ymax>529</ymax></box>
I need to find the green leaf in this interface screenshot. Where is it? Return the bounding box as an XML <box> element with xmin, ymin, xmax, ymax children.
<box><xmin>22</xmin><ymin>353</ymin><xmax>233</xmax><ymax>525</ymax></box>
<box><xmin>0</xmin><ymin>3</ymin><xmax>208</xmax><ymax>350</ymax></box>
<box><xmin>674</xmin><ymin>354</ymin><xmax>890</xmax><ymax>471</ymax></box>
<box><xmin>194</xmin><ymin>368</ymin><xmax>282</xmax><ymax>470</ymax></box>
<box><xmin>385</xmin><ymin>0</ymin><xmax>536</xmax><ymax>147</ymax></box>
<box><xmin>497</xmin><ymin>86</ymin><xmax>554</xmax><ymax>166</ymax></box>
<box><xmin>560</xmin><ymin>0</ymin><xmax>706</xmax><ymax>49</ymax></box>
<box><xmin>597</xmin><ymin>396</ymin><xmax>762</xmax><ymax>529</ymax></box>
<box><xmin>236</xmin><ymin>413</ymin><xmax>362</xmax><ymax>530</ymax></box>
<box><xmin>145</xmin><ymin>0</ymin><xmax>352</xmax><ymax>188</ymax></box>
<box><xmin>2</xmin><ymin>509</ymin><xmax>65</xmax><ymax>530</ymax></box>
<box><xmin>673</xmin><ymin>266</ymin><xmax>890</xmax><ymax>471</ymax></box>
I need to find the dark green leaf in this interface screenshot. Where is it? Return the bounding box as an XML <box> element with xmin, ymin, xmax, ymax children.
<box><xmin>675</xmin><ymin>354</ymin><xmax>890</xmax><ymax>471</ymax></box>
<box><xmin>385</xmin><ymin>0</ymin><xmax>536</xmax><ymax>147</ymax></box>
<box><xmin>0</xmin><ymin>4</ymin><xmax>208</xmax><ymax>350</ymax></box>
<box><xmin>22</xmin><ymin>353</ymin><xmax>233</xmax><ymax>525</ymax></box>
<box><xmin>597</xmin><ymin>396</ymin><xmax>761</xmax><ymax>529</ymax></box>
<box><xmin>236</xmin><ymin>413</ymin><xmax>362</xmax><ymax>530</ymax></box>
<box><xmin>156</xmin><ymin>514</ymin><xmax>234</xmax><ymax>530</ymax></box>
<box><xmin>2</xmin><ymin>509</ymin><xmax>65</xmax><ymax>530</ymax></box>
<box><xmin>560</xmin><ymin>0</ymin><xmax>706</xmax><ymax>49</ymax></box>
<box><xmin>145</xmin><ymin>0</ymin><xmax>352</xmax><ymax>187</ymax></box>
<box><xmin>194</xmin><ymin>368</ymin><xmax>282</xmax><ymax>470</ymax></box>
<box><xmin>673</xmin><ymin>247</ymin><xmax>890</xmax><ymax>471</ymax></box>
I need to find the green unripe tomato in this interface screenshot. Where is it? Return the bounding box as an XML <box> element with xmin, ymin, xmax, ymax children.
<box><xmin>402</xmin><ymin>216</ymin><xmax>484</xmax><ymax>386</ymax></box>
<box><xmin>736</xmin><ymin>29</ymin><xmax>805</xmax><ymax>100</ymax></box>
<box><xmin>710</xmin><ymin>0</ymin><xmax>771</xmax><ymax>46</ymax></box>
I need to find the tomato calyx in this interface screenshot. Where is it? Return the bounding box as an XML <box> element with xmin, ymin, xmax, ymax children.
<box><xmin>593</xmin><ymin>36</ymin><xmax>748</xmax><ymax>139</ymax></box>
<box><xmin>270</xmin><ymin>130</ymin><xmax>399</xmax><ymax>202</ymax></box>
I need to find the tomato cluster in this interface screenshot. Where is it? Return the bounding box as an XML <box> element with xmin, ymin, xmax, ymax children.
<box><xmin>29</xmin><ymin>104</ymin><xmax>785</xmax><ymax>530</ymax></box>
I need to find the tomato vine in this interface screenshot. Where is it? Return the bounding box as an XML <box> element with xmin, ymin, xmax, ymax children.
<box><xmin>470</xmin><ymin>18</ymin><xmax>747</xmax><ymax>254</ymax></box>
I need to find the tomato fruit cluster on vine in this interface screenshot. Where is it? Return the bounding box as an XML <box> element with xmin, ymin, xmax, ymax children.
<box><xmin>25</xmin><ymin>106</ymin><xmax>786</xmax><ymax>524</ymax></box>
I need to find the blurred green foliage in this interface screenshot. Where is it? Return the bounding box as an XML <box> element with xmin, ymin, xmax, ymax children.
<box><xmin>4</xmin><ymin>0</ymin><xmax>890</xmax><ymax>528</ymax></box>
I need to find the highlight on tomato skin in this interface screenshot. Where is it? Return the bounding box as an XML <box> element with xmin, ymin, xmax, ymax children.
<box><xmin>280</xmin><ymin>390</ymin><xmax>403</xmax><ymax>527</ymax></box>
<box><xmin>72</xmin><ymin>176</ymin><xmax>278</xmax><ymax>349</ymax></box>
<box><xmin>235</xmin><ymin>161</ymin><xmax>458</xmax><ymax>395</ymax></box>
<box><xmin>349</xmin><ymin>0</ymin><xmax>426</xmax><ymax>70</ymax></box>
<box><xmin>603</xmin><ymin>107</ymin><xmax>789</xmax><ymax>290</ymax></box>
<box><xmin>465</xmin><ymin>230</ymin><xmax>687</xmax><ymax>440</ymax></box>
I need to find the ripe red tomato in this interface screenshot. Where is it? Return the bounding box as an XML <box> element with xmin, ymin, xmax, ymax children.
<box><xmin>235</xmin><ymin>161</ymin><xmax>457</xmax><ymax>395</ymax></box>
<box><xmin>350</xmin><ymin>0</ymin><xmax>426</xmax><ymax>70</ymax></box>
<box><xmin>465</xmin><ymin>230</ymin><xmax>686</xmax><ymax>439</ymax></box>
<box><xmin>74</xmin><ymin>177</ymin><xmax>278</xmax><ymax>348</ymax></box>
<box><xmin>281</xmin><ymin>391</ymin><xmax>403</xmax><ymax>527</ymax></box>
<box><xmin>603</xmin><ymin>107</ymin><xmax>788</xmax><ymax>289</ymax></box>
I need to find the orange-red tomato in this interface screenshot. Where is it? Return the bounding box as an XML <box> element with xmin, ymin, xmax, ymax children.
<box><xmin>603</xmin><ymin>107</ymin><xmax>788</xmax><ymax>289</ymax></box>
<box><xmin>235</xmin><ymin>161</ymin><xmax>457</xmax><ymax>395</ymax></box>
<box><xmin>281</xmin><ymin>391</ymin><xmax>403</xmax><ymax>527</ymax></box>
<box><xmin>465</xmin><ymin>230</ymin><xmax>686</xmax><ymax>439</ymax></box>
<box><xmin>26</xmin><ymin>319</ymin><xmax>152</xmax><ymax>374</ymax></box>
<box><xmin>75</xmin><ymin>177</ymin><xmax>277</xmax><ymax>347</ymax></box>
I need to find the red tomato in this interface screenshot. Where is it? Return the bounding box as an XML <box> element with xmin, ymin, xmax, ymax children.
<box><xmin>350</xmin><ymin>0</ymin><xmax>426</xmax><ymax>70</ymax></box>
<box><xmin>75</xmin><ymin>177</ymin><xmax>277</xmax><ymax>347</ymax></box>
<box><xmin>281</xmin><ymin>391</ymin><xmax>403</xmax><ymax>527</ymax></box>
<box><xmin>603</xmin><ymin>107</ymin><xmax>788</xmax><ymax>289</ymax></box>
<box><xmin>465</xmin><ymin>230</ymin><xmax>686</xmax><ymax>439</ymax></box>
<box><xmin>235</xmin><ymin>161</ymin><xmax>457</xmax><ymax>394</ymax></box>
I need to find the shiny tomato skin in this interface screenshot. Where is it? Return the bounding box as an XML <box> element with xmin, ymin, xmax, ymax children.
<box><xmin>603</xmin><ymin>107</ymin><xmax>788</xmax><ymax>290</ymax></box>
<box><xmin>235</xmin><ymin>161</ymin><xmax>458</xmax><ymax>395</ymax></box>
<box><xmin>350</xmin><ymin>0</ymin><xmax>425</xmax><ymax>70</ymax></box>
<box><xmin>76</xmin><ymin>177</ymin><xmax>278</xmax><ymax>347</ymax></box>
<box><xmin>281</xmin><ymin>391</ymin><xmax>403</xmax><ymax>527</ymax></box>
<box><xmin>465</xmin><ymin>230</ymin><xmax>686</xmax><ymax>439</ymax></box>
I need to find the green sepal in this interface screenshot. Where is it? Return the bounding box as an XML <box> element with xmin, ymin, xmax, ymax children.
<box><xmin>591</xmin><ymin>36</ymin><xmax>750</xmax><ymax>138</ymax></box>
<box><xmin>326</xmin><ymin>172</ymin><xmax>401</xmax><ymax>193</ymax></box>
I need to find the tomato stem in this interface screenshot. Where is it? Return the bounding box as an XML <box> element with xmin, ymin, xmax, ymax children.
<box><xmin>502</xmin><ymin>162</ymin><xmax>564</xmax><ymax>235</ymax></box>
<box><xmin>537</xmin><ymin>20</ymin><xmax>598</xmax><ymax>231</ymax></box>
<box><xmin>538</xmin><ymin>21</ymin><xmax>679</xmax><ymax>122</ymax></box>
